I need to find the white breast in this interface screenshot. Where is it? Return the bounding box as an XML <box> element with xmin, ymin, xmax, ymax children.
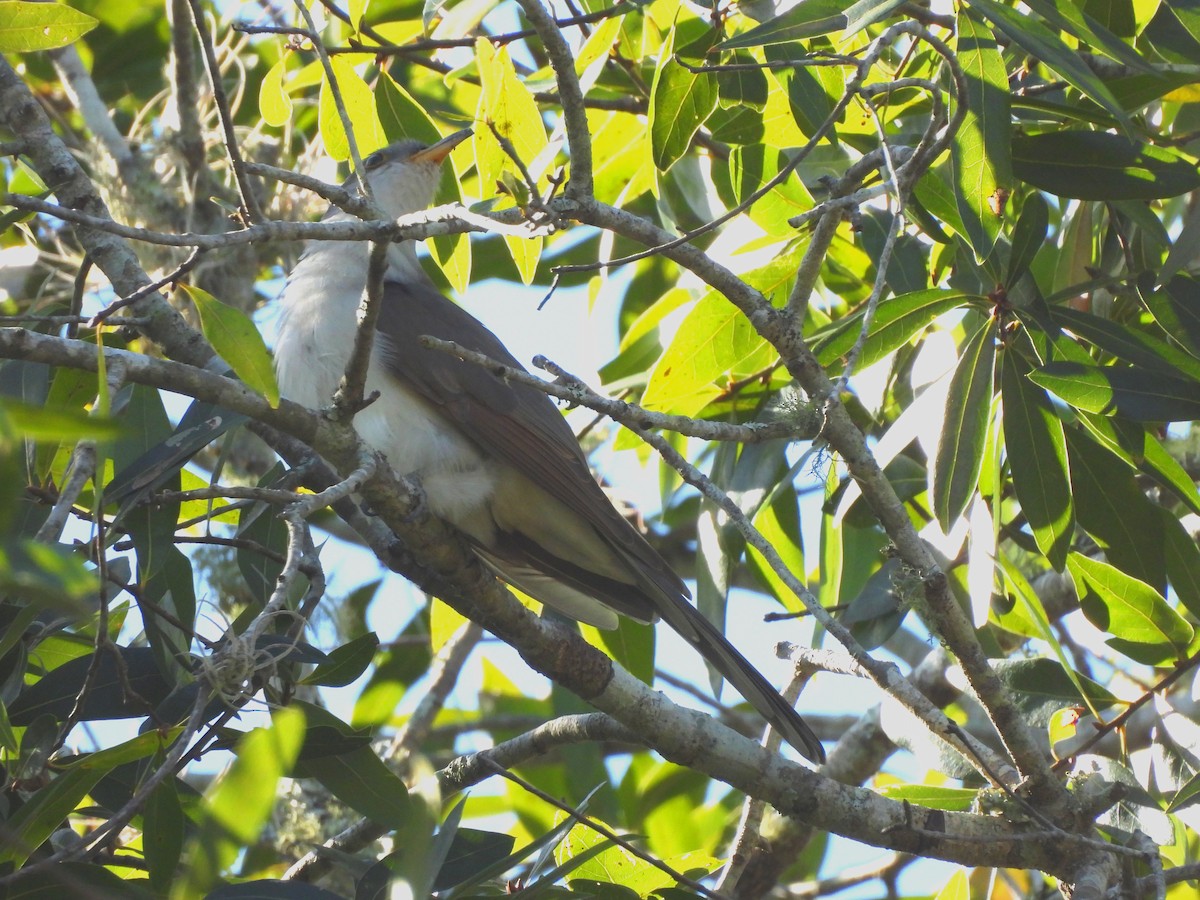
<box><xmin>275</xmin><ymin>243</ymin><xmax>499</xmax><ymax>539</ymax></box>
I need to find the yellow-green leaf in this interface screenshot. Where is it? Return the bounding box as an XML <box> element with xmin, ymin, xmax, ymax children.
<box><xmin>258</xmin><ymin>58</ymin><xmax>292</xmax><ymax>128</ymax></box>
<box><xmin>319</xmin><ymin>56</ymin><xmax>386</xmax><ymax>162</ymax></box>
<box><xmin>0</xmin><ymin>1</ymin><xmax>97</xmax><ymax>52</ymax></box>
<box><xmin>181</xmin><ymin>284</ymin><xmax>280</xmax><ymax>407</ymax></box>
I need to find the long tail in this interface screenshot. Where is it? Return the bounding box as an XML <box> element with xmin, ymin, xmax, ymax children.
<box><xmin>653</xmin><ymin>595</ymin><xmax>826</xmax><ymax>764</ymax></box>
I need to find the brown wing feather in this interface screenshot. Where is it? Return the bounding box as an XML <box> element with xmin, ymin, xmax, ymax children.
<box><xmin>375</xmin><ymin>279</ymin><xmax>688</xmax><ymax>605</ymax></box>
<box><xmin>374</xmin><ymin>278</ymin><xmax>826</xmax><ymax>764</ymax></box>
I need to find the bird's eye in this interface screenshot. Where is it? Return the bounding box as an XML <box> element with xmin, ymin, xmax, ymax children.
<box><xmin>364</xmin><ymin>152</ymin><xmax>383</xmax><ymax>170</ymax></box>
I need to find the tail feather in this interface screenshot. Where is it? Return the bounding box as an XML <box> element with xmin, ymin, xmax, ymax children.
<box><xmin>653</xmin><ymin>595</ymin><xmax>826</xmax><ymax>764</ymax></box>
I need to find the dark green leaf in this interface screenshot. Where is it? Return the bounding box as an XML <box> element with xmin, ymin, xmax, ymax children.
<box><xmin>840</xmin><ymin>558</ymin><xmax>907</xmax><ymax>649</ymax></box>
<box><xmin>1163</xmin><ymin>509</ymin><xmax>1200</xmax><ymax>621</ymax></box>
<box><xmin>1001</xmin><ymin>353</ymin><xmax>1073</xmax><ymax>569</ymax></box>
<box><xmin>1012</xmin><ymin>132</ymin><xmax>1200</xmax><ymax>201</ymax></box>
<box><xmin>300</xmin><ymin>632</ymin><xmax>379</xmax><ymax>687</ymax></box>
<box><xmin>207</xmin><ymin>882</ymin><xmax>346</xmax><ymax>899</ymax></box>
<box><xmin>933</xmin><ymin>316</ymin><xmax>997</xmax><ymax>529</ymax></box>
<box><xmin>718</xmin><ymin>0</ymin><xmax>849</xmax><ymax>48</ymax></box>
<box><xmin>433</xmin><ymin>829</ymin><xmax>518</xmax><ymax>891</ymax></box>
<box><xmin>144</xmin><ymin>776</ymin><xmax>184</xmax><ymax>893</ymax></box>
<box><xmin>294</xmin><ymin>743</ymin><xmax>411</xmax><ymax>828</ymax></box>
<box><xmin>9</xmin><ymin>646</ymin><xmax>172</xmax><ymax>725</ymax></box>
<box><xmin>649</xmin><ymin>29</ymin><xmax>718</xmax><ymax>172</ymax></box>
<box><xmin>1144</xmin><ymin>276</ymin><xmax>1200</xmax><ymax>358</ymax></box>
<box><xmin>967</xmin><ymin>0</ymin><xmax>1130</xmax><ymax>127</ymax></box>
<box><xmin>1048</xmin><ymin>306</ymin><xmax>1200</xmax><ymax>381</ymax></box>
<box><xmin>1006</xmin><ymin>192</ymin><xmax>1048</xmax><ymax>288</ymax></box>
<box><xmin>1064</xmin><ymin>428</ymin><xmax>1164</xmax><ymax>591</ymax></box>
<box><xmin>1030</xmin><ymin>362</ymin><xmax>1200</xmax><ymax>422</ymax></box>
<box><xmin>992</xmin><ymin>657</ymin><xmax>1119</xmax><ymax>725</ymax></box>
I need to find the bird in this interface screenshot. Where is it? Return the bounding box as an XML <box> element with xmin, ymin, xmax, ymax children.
<box><xmin>273</xmin><ymin>130</ymin><xmax>826</xmax><ymax>764</ymax></box>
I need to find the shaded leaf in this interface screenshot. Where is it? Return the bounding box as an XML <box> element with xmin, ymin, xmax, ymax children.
<box><xmin>1030</xmin><ymin>362</ymin><xmax>1200</xmax><ymax>422</ymax></box>
<box><xmin>718</xmin><ymin>0</ymin><xmax>849</xmax><ymax>48</ymax></box>
<box><xmin>294</xmin><ymin>743</ymin><xmax>411</xmax><ymax>828</ymax></box>
<box><xmin>300</xmin><ymin>631</ymin><xmax>379</xmax><ymax>687</ymax></box>
<box><xmin>933</xmin><ymin>316</ymin><xmax>996</xmax><ymax>529</ymax></box>
<box><xmin>968</xmin><ymin>0</ymin><xmax>1130</xmax><ymax>126</ymax></box>
<box><xmin>1012</xmin><ymin>132</ymin><xmax>1200</xmax><ymax>201</ymax></box>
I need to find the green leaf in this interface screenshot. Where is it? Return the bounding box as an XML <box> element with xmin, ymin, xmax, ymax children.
<box><xmin>876</xmin><ymin>783</ymin><xmax>978</xmax><ymax>811</ymax></box>
<box><xmin>718</xmin><ymin>0</ymin><xmax>850</xmax><ymax>48</ymax></box>
<box><xmin>0</xmin><ymin>1</ymin><xmax>98</xmax><ymax>52</ymax></box>
<box><xmin>475</xmin><ymin>37</ymin><xmax>548</xmax><ymax>194</ymax></box>
<box><xmin>1030</xmin><ymin>362</ymin><xmax>1200</xmax><ymax>422</ymax></box>
<box><xmin>1048</xmin><ymin>306</ymin><xmax>1200</xmax><ymax>381</ymax></box>
<box><xmin>1006</xmin><ymin>191</ymin><xmax>1049</xmax><ymax>288</ymax></box>
<box><xmin>1068</xmin><ymin>553</ymin><xmax>1193</xmax><ymax>661</ymax></box>
<box><xmin>0</xmin><ymin>731</ymin><xmax>172</xmax><ymax>867</ymax></box>
<box><xmin>1163</xmin><ymin>509</ymin><xmax>1200</xmax><ymax>620</ymax></box>
<box><xmin>993</xmin><ymin>657</ymin><xmax>1119</xmax><ymax>713</ymax></box>
<box><xmin>145</xmin><ymin>776</ymin><xmax>185</xmax><ymax>894</ymax></box>
<box><xmin>294</xmin><ymin>743</ymin><xmax>411</xmax><ymax>828</ymax></box>
<box><xmin>1064</xmin><ymin>428</ymin><xmax>1164</xmax><ymax>590</ymax></box>
<box><xmin>1144</xmin><ymin>275</ymin><xmax>1200</xmax><ymax>358</ymax></box>
<box><xmin>318</xmin><ymin>56</ymin><xmax>386</xmax><ymax>162</ymax></box>
<box><xmin>0</xmin><ymin>540</ymin><xmax>97</xmax><ymax>615</ymax></box>
<box><xmin>300</xmin><ymin>631</ymin><xmax>380</xmax><ymax>687</ymax></box>
<box><xmin>1012</xmin><ymin>132</ymin><xmax>1200</xmax><ymax>201</ymax></box>
<box><xmin>1001</xmin><ymin>353</ymin><xmax>1073</xmax><ymax>569</ymax></box>
<box><xmin>178</xmin><ymin>707</ymin><xmax>306</xmax><ymax>896</ymax></box>
<box><xmin>952</xmin><ymin>10</ymin><xmax>1011</xmax><ymax>260</ymax></box>
<box><xmin>0</xmin><ymin>397</ymin><xmax>122</xmax><ymax>445</ymax></box>
<box><xmin>729</xmin><ymin>143</ymin><xmax>814</xmax><ymax>235</ymax></box>
<box><xmin>967</xmin><ymin>0</ymin><xmax>1130</xmax><ymax>128</ymax></box>
<box><xmin>933</xmin><ymin>316</ymin><xmax>997</xmax><ymax>529</ymax></box>
<box><xmin>843</xmin><ymin>0</ymin><xmax>907</xmax><ymax>35</ymax></box>
<box><xmin>812</xmin><ymin>288</ymin><xmax>981</xmax><ymax>371</ymax></box>
<box><xmin>649</xmin><ymin>28</ymin><xmax>718</xmax><ymax>172</ymax></box>
<box><xmin>642</xmin><ymin>291</ymin><xmax>768</xmax><ymax>416</ymax></box>
<box><xmin>717</xmin><ymin>52</ymin><xmax>769</xmax><ymax>110</ymax></box>
<box><xmin>182</xmin><ymin>284</ymin><xmax>279</xmax><ymax>406</ymax></box>
<box><xmin>582</xmin><ymin>616</ymin><xmax>655</xmax><ymax>686</ymax></box>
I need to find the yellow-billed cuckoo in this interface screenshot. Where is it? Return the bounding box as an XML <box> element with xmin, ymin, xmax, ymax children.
<box><xmin>275</xmin><ymin>130</ymin><xmax>825</xmax><ymax>764</ymax></box>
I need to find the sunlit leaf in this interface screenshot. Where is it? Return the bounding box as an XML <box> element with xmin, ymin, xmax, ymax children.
<box><xmin>952</xmin><ymin>9</ymin><xmax>1011</xmax><ymax>260</ymax></box>
<box><xmin>1001</xmin><ymin>353</ymin><xmax>1073</xmax><ymax>569</ymax></box>
<box><xmin>1068</xmin><ymin>553</ymin><xmax>1193</xmax><ymax>661</ymax></box>
<box><xmin>0</xmin><ymin>1</ymin><xmax>97</xmax><ymax>52</ymax></box>
<box><xmin>181</xmin><ymin>284</ymin><xmax>279</xmax><ymax>406</ymax></box>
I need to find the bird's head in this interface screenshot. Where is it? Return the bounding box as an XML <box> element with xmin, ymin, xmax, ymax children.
<box><xmin>359</xmin><ymin>128</ymin><xmax>472</xmax><ymax>219</ymax></box>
